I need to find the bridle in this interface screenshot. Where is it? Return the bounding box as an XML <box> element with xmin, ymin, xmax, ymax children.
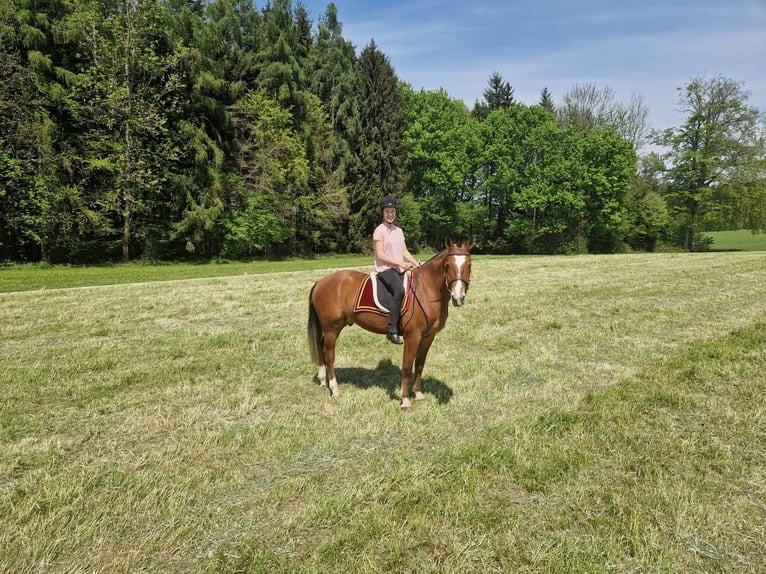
<box><xmin>446</xmin><ymin>273</ymin><xmax>470</xmax><ymax>292</ymax></box>
<box><xmin>444</xmin><ymin>254</ymin><xmax>471</xmax><ymax>295</ymax></box>
<box><xmin>410</xmin><ymin>251</ymin><xmax>471</xmax><ymax>306</ymax></box>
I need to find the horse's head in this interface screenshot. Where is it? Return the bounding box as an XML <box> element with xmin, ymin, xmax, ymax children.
<box><xmin>443</xmin><ymin>239</ymin><xmax>473</xmax><ymax>307</ymax></box>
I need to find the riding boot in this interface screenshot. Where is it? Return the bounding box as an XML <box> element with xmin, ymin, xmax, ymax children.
<box><xmin>379</xmin><ymin>268</ymin><xmax>405</xmax><ymax>345</ymax></box>
<box><xmin>386</xmin><ymin>332</ymin><xmax>404</xmax><ymax>345</ymax></box>
<box><xmin>387</xmin><ymin>308</ymin><xmax>403</xmax><ymax>344</ymax></box>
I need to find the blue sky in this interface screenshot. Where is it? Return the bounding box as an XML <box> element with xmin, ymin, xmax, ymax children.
<box><xmin>298</xmin><ymin>0</ymin><xmax>766</xmax><ymax>132</ymax></box>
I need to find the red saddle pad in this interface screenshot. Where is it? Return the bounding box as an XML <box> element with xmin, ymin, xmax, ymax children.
<box><xmin>353</xmin><ymin>271</ymin><xmax>414</xmax><ymax>315</ymax></box>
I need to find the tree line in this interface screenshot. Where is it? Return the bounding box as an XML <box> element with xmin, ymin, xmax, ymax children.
<box><xmin>1</xmin><ymin>0</ymin><xmax>764</xmax><ymax>263</ymax></box>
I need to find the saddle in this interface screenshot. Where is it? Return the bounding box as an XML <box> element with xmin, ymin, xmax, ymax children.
<box><xmin>353</xmin><ymin>270</ymin><xmax>414</xmax><ymax>315</ymax></box>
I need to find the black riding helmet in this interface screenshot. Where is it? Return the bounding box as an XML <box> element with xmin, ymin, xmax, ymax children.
<box><xmin>379</xmin><ymin>194</ymin><xmax>398</xmax><ymax>210</ymax></box>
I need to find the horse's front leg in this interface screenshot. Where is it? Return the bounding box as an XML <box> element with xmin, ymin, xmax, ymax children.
<box><xmin>412</xmin><ymin>335</ymin><xmax>435</xmax><ymax>402</ymax></box>
<box><xmin>400</xmin><ymin>335</ymin><xmax>420</xmax><ymax>411</ymax></box>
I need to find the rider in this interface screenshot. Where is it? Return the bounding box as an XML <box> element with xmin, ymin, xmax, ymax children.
<box><xmin>373</xmin><ymin>195</ymin><xmax>421</xmax><ymax>344</ymax></box>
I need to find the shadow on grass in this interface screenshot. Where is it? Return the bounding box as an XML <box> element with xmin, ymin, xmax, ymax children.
<box><xmin>333</xmin><ymin>358</ymin><xmax>453</xmax><ymax>405</ymax></box>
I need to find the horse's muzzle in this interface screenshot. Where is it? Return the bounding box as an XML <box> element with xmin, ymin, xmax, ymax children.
<box><xmin>451</xmin><ymin>294</ymin><xmax>466</xmax><ymax>307</ymax></box>
<box><xmin>448</xmin><ymin>278</ymin><xmax>468</xmax><ymax>307</ymax></box>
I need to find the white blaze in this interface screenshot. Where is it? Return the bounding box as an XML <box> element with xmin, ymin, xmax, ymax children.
<box><xmin>452</xmin><ymin>255</ymin><xmax>467</xmax><ymax>299</ymax></box>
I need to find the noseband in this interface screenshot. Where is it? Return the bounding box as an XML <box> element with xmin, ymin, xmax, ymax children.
<box><xmin>447</xmin><ymin>277</ymin><xmax>470</xmax><ymax>289</ymax></box>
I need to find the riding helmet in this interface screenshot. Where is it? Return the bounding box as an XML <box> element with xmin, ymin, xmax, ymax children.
<box><xmin>379</xmin><ymin>194</ymin><xmax>398</xmax><ymax>210</ymax></box>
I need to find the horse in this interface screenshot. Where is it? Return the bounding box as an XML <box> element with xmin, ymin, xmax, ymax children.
<box><xmin>307</xmin><ymin>239</ymin><xmax>472</xmax><ymax>410</ymax></box>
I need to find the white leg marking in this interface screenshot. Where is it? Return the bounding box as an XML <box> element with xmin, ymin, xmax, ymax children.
<box><xmin>329</xmin><ymin>377</ymin><xmax>339</xmax><ymax>397</ymax></box>
<box><xmin>318</xmin><ymin>365</ymin><xmax>327</xmax><ymax>387</ymax></box>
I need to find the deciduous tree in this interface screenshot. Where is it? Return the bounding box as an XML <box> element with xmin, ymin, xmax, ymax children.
<box><xmin>653</xmin><ymin>75</ymin><xmax>765</xmax><ymax>250</ymax></box>
<box><xmin>402</xmin><ymin>86</ymin><xmax>478</xmax><ymax>247</ymax></box>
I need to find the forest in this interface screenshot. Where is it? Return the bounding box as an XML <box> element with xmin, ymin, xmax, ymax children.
<box><xmin>1</xmin><ymin>0</ymin><xmax>765</xmax><ymax>263</ymax></box>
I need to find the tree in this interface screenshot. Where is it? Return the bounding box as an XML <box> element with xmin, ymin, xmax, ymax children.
<box><xmin>87</xmin><ymin>0</ymin><xmax>180</xmax><ymax>262</ymax></box>
<box><xmin>401</xmin><ymin>86</ymin><xmax>479</xmax><ymax>247</ymax></box>
<box><xmin>539</xmin><ymin>86</ymin><xmax>555</xmax><ymax>116</ymax></box>
<box><xmin>257</xmin><ymin>0</ymin><xmax>310</xmax><ymax>129</ymax></box>
<box><xmin>557</xmin><ymin>83</ymin><xmax>649</xmax><ymax>150</ymax></box>
<box><xmin>578</xmin><ymin>127</ymin><xmax>637</xmax><ymax>252</ymax></box>
<box><xmin>305</xmin><ymin>3</ymin><xmax>356</xmax><ymax>252</ymax></box>
<box><xmin>625</xmin><ymin>153</ymin><xmax>670</xmax><ymax>252</ymax></box>
<box><xmin>653</xmin><ymin>76</ymin><xmax>765</xmax><ymax>250</ymax></box>
<box><xmin>168</xmin><ymin>0</ymin><xmax>257</xmax><ymax>259</ymax></box>
<box><xmin>346</xmin><ymin>40</ymin><xmax>406</xmax><ymax>250</ymax></box>
<box><xmin>308</xmin><ymin>3</ymin><xmax>357</xmax><ymax>181</ymax></box>
<box><xmin>477</xmin><ymin>104</ymin><xmax>582</xmax><ymax>252</ymax></box>
<box><xmin>0</xmin><ymin>43</ymin><xmax>52</xmax><ymax>261</ymax></box>
<box><xmin>503</xmin><ymin>118</ymin><xmax>588</xmax><ymax>254</ymax></box>
<box><xmin>472</xmin><ymin>71</ymin><xmax>515</xmax><ymax>121</ymax></box>
<box><xmin>225</xmin><ymin>90</ymin><xmax>308</xmax><ymax>257</ymax></box>
<box><xmin>0</xmin><ymin>0</ymin><xmax>89</xmax><ymax>262</ymax></box>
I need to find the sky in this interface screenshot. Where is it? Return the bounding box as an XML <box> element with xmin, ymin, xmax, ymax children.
<box><xmin>297</xmin><ymin>0</ymin><xmax>766</xmax><ymax>133</ymax></box>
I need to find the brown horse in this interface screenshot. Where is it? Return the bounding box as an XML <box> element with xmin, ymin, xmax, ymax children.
<box><xmin>308</xmin><ymin>239</ymin><xmax>472</xmax><ymax>410</ymax></box>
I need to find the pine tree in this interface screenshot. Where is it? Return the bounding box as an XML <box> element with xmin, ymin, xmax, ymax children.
<box><xmin>256</xmin><ymin>0</ymin><xmax>309</xmax><ymax>128</ymax></box>
<box><xmin>347</xmin><ymin>40</ymin><xmax>406</xmax><ymax>249</ymax></box>
<box><xmin>473</xmin><ymin>71</ymin><xmax>515</xmax><ymax>120</ymax></box>
<box><xmin>539</xmin><ymin>86</ymin><xmax>555</xmax><ymax>115</ymax></box>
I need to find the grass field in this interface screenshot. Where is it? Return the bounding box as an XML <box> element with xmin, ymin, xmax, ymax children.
<box><xmin>1</xmin><ymin>252</ymin><xmax>765</xmax><ymax>573</ymax></box>
<box><xmin>705</xmin><ymin>229</ymin><xmax>766</xmax><ymax>251</ymax></box>
<box><xmin>0</xmin><ymin>254</ymin><xmax>373</xmax><ymax>294</ymax></box>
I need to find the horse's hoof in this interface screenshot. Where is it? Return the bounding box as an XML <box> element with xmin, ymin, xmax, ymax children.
<box><xmin>400</xmin><ymin>398</ymin><xmax>412</xmax><ymax>411</ymax></box>
<box><xmin>414</xmin><ymin>391</ymin><xmax>425</xmax><ymax>402</ymax></box>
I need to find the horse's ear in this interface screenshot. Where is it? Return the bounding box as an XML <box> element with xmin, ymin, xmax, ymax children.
<box><xmin>444</xmin><ymin>238</ymin><xmax>452</xmax><ymax>249</ymax></box>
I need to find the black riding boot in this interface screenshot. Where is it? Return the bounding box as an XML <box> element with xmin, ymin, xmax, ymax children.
<box><xmin>387</xmin><ymin>295</ymin><xmax>403</xmax><ymax>344</ymax></box>
<box><xmin>379</xmin><ymin>268</ymin><xmax>405</xmax><ymax>344</ymax></box>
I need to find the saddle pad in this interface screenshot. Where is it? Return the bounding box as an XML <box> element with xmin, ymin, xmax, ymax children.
<box><xmin>353</xmin><ymin>271</ymin><xmax>413</xmax><ymax>315</ymax></box>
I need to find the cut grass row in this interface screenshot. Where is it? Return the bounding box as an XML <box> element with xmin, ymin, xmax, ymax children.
<box><xmin>1</xmin><ymin>252</ymin><xmax>764</xmax><ymax>572</ymax></box>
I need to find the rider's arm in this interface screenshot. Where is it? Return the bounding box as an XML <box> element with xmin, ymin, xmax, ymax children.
<box><xmin>402</xmin><ymin>246</ymin><xmax>420</xmax><ymax>269</ymax></box>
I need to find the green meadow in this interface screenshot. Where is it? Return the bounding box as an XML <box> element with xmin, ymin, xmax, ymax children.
<box><xmin>705</xmin><ymin>229</ymin><xmax>766</xmax><ymax>251</ymax></box>
<box><xmin>1</xmin><ymin>252</ymin><xmax>764</xmax><ymax>573</ymax></box>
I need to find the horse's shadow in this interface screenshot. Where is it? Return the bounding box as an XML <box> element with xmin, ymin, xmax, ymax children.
<box><xmin>334</xmin><ymin>358</ymin><xmax>454</xmax><ymax>405</ymax></box>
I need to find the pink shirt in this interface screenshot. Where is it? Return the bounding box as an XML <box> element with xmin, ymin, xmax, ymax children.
<box><xmin>373</xmin><ymin>223</ymin><xmax>405</xmax><ymax>273</ymax></box>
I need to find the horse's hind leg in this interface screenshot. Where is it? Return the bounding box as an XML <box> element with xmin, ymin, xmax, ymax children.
<box><xmin>323</xmin><ymin>329</ymin><xmax>341</xmax><ymax>397</ymax></box>
<box><xmin>317</xmin><ymin>364</ymin><xmax>328</xmax><ymax>388</ymax></box>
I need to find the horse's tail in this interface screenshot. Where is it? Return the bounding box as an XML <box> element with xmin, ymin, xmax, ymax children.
<box><xmin>307</xmin><ymin>283</ymin><xmax>325</xmax><ymax>367</ymax></box>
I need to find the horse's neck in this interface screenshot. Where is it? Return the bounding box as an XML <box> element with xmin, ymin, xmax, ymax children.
<box><xmin>418</xmin><ymin>252</ymin><xmax>448</xmax><ymax>298</ymax></box>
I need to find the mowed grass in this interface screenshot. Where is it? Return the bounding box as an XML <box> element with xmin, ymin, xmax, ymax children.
<box><xmin>0</xmin><ymin>255</ymin><xmax>371</xmax><ymax>294</ymax></box>
<box><xmin>1</xmin><ymin>252</ymin><xmax>765</xmax><ymax>573</ymax></box>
